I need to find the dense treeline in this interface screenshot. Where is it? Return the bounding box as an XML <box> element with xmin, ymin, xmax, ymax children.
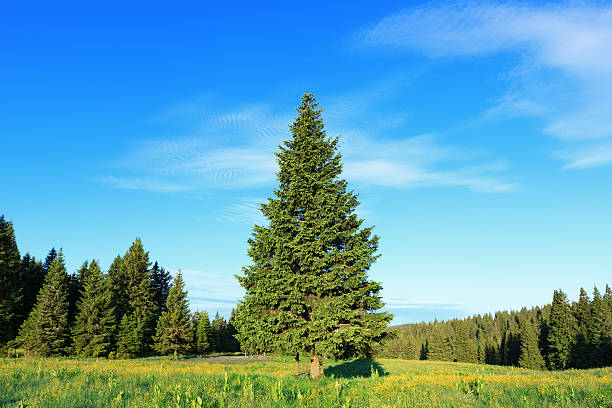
<box><xmin>378</xmin><ymin>286</ymin><xmax>612</xmax><ymax>370</ymax></box>
<box><xmin>0</xmin><ymin>215</ymin><xmax>239</xmax><ymax>357</ymax></box>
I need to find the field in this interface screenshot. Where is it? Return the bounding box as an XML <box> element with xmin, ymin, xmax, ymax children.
<box><xmin>0</xmin><ymin>356</ymin><xmax>610</xmax><ymax>408</ymax></box>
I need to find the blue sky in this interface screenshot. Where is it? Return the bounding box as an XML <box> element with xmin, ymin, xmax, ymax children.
<box><xmin>2</xmin><ymin>1</ymin><xmax>611</xmax><ymax>324</ymax></box>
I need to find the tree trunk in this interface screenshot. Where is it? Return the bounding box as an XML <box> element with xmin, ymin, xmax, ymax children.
<box><xmin>174</xmin><ymin>349</ymin><xmax>178</xmax><ymax>359</ymax></box>
<box><xmin>295</xmin><ymin>352</ymin><xmax>300</xmax><ymax>376</ymax></box>
<box><xmin>310</xmin><ymin>354</ymin><xmax>321</xmax><ymax>379</ymax></box>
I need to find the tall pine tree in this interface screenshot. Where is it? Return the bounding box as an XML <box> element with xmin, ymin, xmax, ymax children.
<box><xmin>116</xmin><ymin>239</ymin><xmax>157</xmax><ymax>357</ymax></box>
<box><xmin>153</xmin><ymin>271</ymin><xmax>193</xmax><ymax>357</ymax></box>
<box><xmin>518</xmin><ymin>318</ymin><xmax>545</xmax><ymax>370</ymax></box>
<box><xmin>73</xmin><ymin>260</ymin><xmax>116</xmax><ymax>357</ymax></box>
<box><xmin>547</xmin><ymin>290</ymin><xmax>576</xmax><ymax>369</ymax></box>
<box><xmin>235</xmin><ymin>94</ymin><xmax>392</xmax><ymax>378</ymax></box>
<box><xmin>18</xmin><ymin>250</ymin><xmax>71</xmax><ymax>356</ymax></box>
<box><xmin>151</xmin><ymin>261</ymin><xmax>172</xmax><ymax>314</ymax></box>
<box><xmin>19</xmin><ymin>253</ymin><xmax>45</xmax><ymax>328</ymax></box>
<box><xmin>426</xmin><ymin>322</ymin><xmax>454</xmax><ymax>362</ymax></box>
<box><xmin>193</xmin><ymin>310</ymin><xmax>212</xmax><ymax>354</ymax></box>
<box><xmin>0</xmin><ymin>216</ymin><xmax>23</xmax><ymax>348</ymax></box>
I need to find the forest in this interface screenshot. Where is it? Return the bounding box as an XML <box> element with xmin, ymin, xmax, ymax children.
<box><xmin>2</xmin><ymin>211</ymin><xmax>610</xmax><ymax>371</ymax></box>
<box><xmin>378</xmin><ymin>285</ymin><xmax>612</xmax><ymax>370</ymax></box>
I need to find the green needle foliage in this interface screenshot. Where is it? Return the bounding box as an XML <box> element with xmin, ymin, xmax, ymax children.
<box><xmin>0</xmin><ymin>216</ymin><xmax>23</xmax><ymax>348</ymax></box>
<box><xmin>73</xmin><ymin>260</ymin><xmax>116</xmax><ymax>357</ymax></box>
<box><xmin>426</xmin><ymin>322</ymin><xmax>454</xmax><ymax>362</ymax></box>
<box><xmin>193</xmin><ymin>310</ymin><xmax>213</xmax><ymax>354</ymax></box>
<box><xmin>154</xmin><ymin>271</ymin><xmax>193</xmax><ymax>357</ymax></box>
<box><xmin>235</xmin><ymin>94</ymin><xmax>392</xmax><ymax>378</ymax></box>
<box><xmin>18</xmin><ymin>250</ymin><xmax>71</xmax><ymax>356</ymax></box>
<box><xmin>116</xmin><ymin>239</ymin><xmax>158</xmax><ymax>357</ymax></box>
<box><xmin>547</xmin><ymin>290</ymin><xmax>577</xmax><ymax>369</ymax></box>
<box><xmin>518</xmin><ymin>318</ymin><xmax>546</xmax><ymax>370</ymax></box>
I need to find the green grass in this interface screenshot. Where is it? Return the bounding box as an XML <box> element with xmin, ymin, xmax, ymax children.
<box><xmin>0</xmin><ymin>356</ymin><xmax>610</xmax><ymax>407</ymax></box>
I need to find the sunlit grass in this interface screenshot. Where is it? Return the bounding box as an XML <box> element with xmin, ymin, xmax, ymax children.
<box><xmin>1</xmin><ymin>356</ymin><xmax>610</xmax><ymax>407</ymax></box>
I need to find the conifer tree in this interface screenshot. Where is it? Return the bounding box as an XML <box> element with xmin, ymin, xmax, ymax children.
<box><xmin>154</xmin><ymin>271</ymin><xmax>193</xmax><ymax>357</ymax></box>
<box><xmin>602</xmin><ymin>285</ymin><xmax>612</xmax><ymax>365</ymax></box>
<box><xmin>426</xmin><ymin>322</ymin><xmax>454</xmax><ymax>361</ymax></box>
<box><xmin>19</xmin><ymin>253</ymin><xmax>44</xmax><ymax>326</ymax></box>
<box><xmin>116</xmin><ymin>239</ymin><xmax>157</xmax><ymax>357</ymax></box>
<box><xmin>547</xmin><ymin>290</ymin><xmax>576</xmax><ymax>369</ymax></box>
<box><xmin>211</xmin><ymin>312</ymin><xmax>227</xmax><ymax>352</ymax></box>
<box><xmin>0</xmin><ymin>216</ymin><xmax>23</xmax><ymax>347</ymax></box>
<box><xmin>572</xmin><ymin>288</ymin><xmax>592</xmax><ymax>368</ymax></box>
<box><xmin>453</xmin><ymin>320</ymin><xmax>477</xmax><ymax>363</ymax></box>
<box><xmin>226</xmin><ymin>308</ymin><xmax>240</xmax><ymax>352</ymax></box>
<box><xmin>151</xmin><ymin>261</ymin><xmax>172</xmax><ymax>314</ymax></box>
<box><xmin>18</xmin><ymin>251</ymin><xmax>71</xmax><ymax>356</ymax></box>
<box><xmin>589</xmin><ymin>287</ymin><xmax>604</xmax><ymax>367</ymax></box>
<box><xmin>235</xmin><ymin>94</ymin><xmax>392</xmax><ymax>378</ymax></box>
<box><xmin>42</xmin><ymin>248</ymin><xmax>57</xmax><ymax>274</ymax></box>
<box><xmin>518</xmin><ymin>318</ymin><xmax>545</xmax><ymax>370</ymax></box>
<box><xmin>194</xmin><ymin>310</ymin><xmax>212</xmax><ymax>354</ymax></box>
<box><xmin>73</xmin><ymin>260</ymin><xmax>115</xmax><ymax>357</ymax></box>
<box><xmin>107</xmin><ymin>255</ymin><xmax>126</xmax><ymax>326</ymax></box>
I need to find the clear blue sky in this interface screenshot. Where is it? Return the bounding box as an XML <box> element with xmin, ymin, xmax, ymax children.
<box><xmin>2</xmin><ymin>1</ymin><xmax>611</xmax><ymax>324</ymax></box>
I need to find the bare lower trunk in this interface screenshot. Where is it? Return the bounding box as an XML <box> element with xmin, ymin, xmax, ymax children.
<box><xmin>310</xmin><ymin>354</ymin><xmax>321</xmax><ymax>379</ymax></box>
<box><xmin>174</xmin><ymin>349</ymin><xmax>178</xmax><ymax>359</ymax></box>
<box><xmin>295</xmin><ymin>353</ymin><xmax>300</xmax><ymax>376</ymax></box>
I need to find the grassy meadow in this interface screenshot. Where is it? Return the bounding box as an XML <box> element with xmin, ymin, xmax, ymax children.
<box><xmin>1</xmin><ymin>356</ymin><xmax>610</xmax><ymax>408</ymax></box>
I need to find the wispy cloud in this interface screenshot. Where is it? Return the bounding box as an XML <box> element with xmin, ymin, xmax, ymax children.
<box><xmin>216</xmin><ymin>198</ymin><xmax>268</xmax><ymax>225</ymax></box>
<box><xmin>359</xmin><ymin>1</ymin><xmax>612</xmax><ymax>169</ymax></box>
<box><xmin>99</xmin><ymin>79</ymin><xmax>517</xmax><ymax>201</ymax></box>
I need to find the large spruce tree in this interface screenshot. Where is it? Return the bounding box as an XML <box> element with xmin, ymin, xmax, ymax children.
<box><xmin>426</xmin><ymin>322</ymin><xmax>454</xmax><ymax>362</ymax></box>
<box><xmin>547</xmin><ymin>290</ymin><xmax>576</xmax><ymax>369</ymax></box>
<box><xmin>0</xmin><ymin>216</ymin><xmax>23</xmax><ymax>348</ymax></box>
<box><xmin>115</xmin><ymin>239</ymin><xmax>157</xmax><ymax>357</ymax></box>
<box><xmin>18</xmin><ymin>250</ymin><xmax>71</xmax><ymax>356</ymax></box>
<box><xmin>193</xmin><ymin>310</ymin><xmax>213</xmax><ymax>354</ymax></box>
<box><xmin>153</xmin><ymin>271</ymin><xmax>193</xmax><ymax>357</ymax></box>
<box><xmin>518</xmin><ymin>318</ymin><xmax>546</xmax><ymax>370</ymax></box>
<box><xmin>73</xmin><ymin>260</ymin><xmax>116</xmax><ymax>357</ymax></box>
<box><xmin>236</xmin><ymin>94</ymin><xmax>392</xmax><ymax>378</ymax></box>
<box><xmin>151</xmin><ymin>261</ymin><xmax>172</xmax><ymax>314</ymax></box>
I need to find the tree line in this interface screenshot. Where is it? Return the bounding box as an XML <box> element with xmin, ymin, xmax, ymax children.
<box><xmin>0</xmin><ymin>216</ymin><xmax>239</xmax><ymax>357</ymax></box>
<box><xmin>378</xmin><ymin>286</ymin><xmax>612</xmax><ymax>370</ymax></box>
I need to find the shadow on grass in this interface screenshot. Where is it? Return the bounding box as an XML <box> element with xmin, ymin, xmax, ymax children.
<box><xmin>324</xmin><ymin>358</ymin><xmax>387</xmax><ymax>378</ymax></box>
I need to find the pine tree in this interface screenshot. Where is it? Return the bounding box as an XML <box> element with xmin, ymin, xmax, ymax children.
<box><xmin>0</xmin><ymin>216</ymin><xmax>23</xmax><ymax>347</ymax></box>
<box><xmin>73</xmin><ymin>260</ymin><xmax>115</xmax><ymax>357</ymax></box>
<box><xmin>116</xmin><ymin>239</ymin><xmax>157</xmax><ymax>357</ymax></box>
<box><xmin>42</xmin><ymin>248</ymin><xmax>57</xmax><ymax>274</ymax></box>
<box><xmin>226</xmin><ymin>308</ymin><xmax>240</xmax><ymax>352</ymax></box>
<box><xmin>453</xmin><ymin>320</ymin><xmax>477</xmax><ymax>363</ymax></box>
<box><xmin>235</xmin><ymin>94</ymin><xmax>392</xmax><ymax>378</ymax></box>
<box><xmin>547</xmin><ymin>290</ymin><xmax>576</xmax><ymax>369</ymax></box>
<box><xmin>153</xmin><ymin>271</ymin><xmax>193</xmax><ymax>357</ymax></box>
<box><xmin>19</xmin><ymin>253</ymin><xmax>44</xmax><ymax>327</ymax></box>
<box><xmin>602</xmin><ymin>285</ymin><xmax>612</xmax><ymax>366</ymax></box>
<box><xmin>589</xmin><ymin>287</ymin><xmax>604</xmax><ymax>367</ymax></box>
<box><xmin>518</xmin><ymin>318</ymin><xmax>545</xmax><ymax>370</ymax></box>
<box><xmin>194</xmin><ymin>310</ymin><xmax>212</xmax><ymax>354</ymax></box>
<box><xmin>572</xmin><ymin>287</ymin><xmax>592</xmax><ymax>368</ymax></box>
<box><xmin>211</xmin><ymin>312</ymin><xmax>227</xmax><ymax>352</ymax></box>
<box><xmin>18</xmin><ymin>250</ymin><xmax>71</xmax><ymax>356</ymax></box>
<box><xmin>151</xmin><ymin>261</ymin><xmax>172</xmax><ymax>314</ymax></box>
<box><xmin>107</xmin><ymin>255</ymin><xmax>126</xmax><ymax>327</ymax></box>
<box><xmin>426</xmin><ymin>322</ymin><xmax>454</xmax><ymax>362</ymax></box>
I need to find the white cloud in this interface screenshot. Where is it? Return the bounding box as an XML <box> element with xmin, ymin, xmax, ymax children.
<box><xmin>217</xmin><ymin>198</ymin><xmax>268</xmax><ymax>225</ymax></box>
<box><xmin>100</xmin><ymin>83</ymin><xmax>517</xmax><ymax>198</ymax></box>
<box><xmin>359</xmin><ymin>1</ymin><xmax>612</xmax><ymax>168</ymax></box>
